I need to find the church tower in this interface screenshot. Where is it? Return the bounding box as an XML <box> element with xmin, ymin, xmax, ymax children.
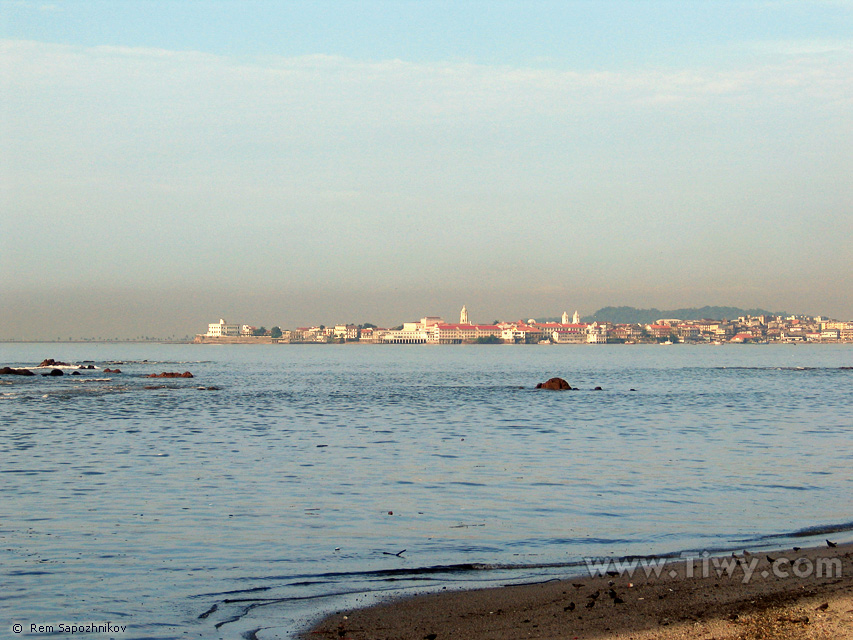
<box><xmin>561</xmin><ymin>311</ymin><xmax>569</xmax><ymax>324</ymax></box>
<box><xmin>460</xmin><ymin>305</ymin><xmax>469</xmax><ymax>325</ymax></box>
<box><xmin>572</xmin><ymin>310</ymin><xmax>580</xmax><ymax>324</ymax></box>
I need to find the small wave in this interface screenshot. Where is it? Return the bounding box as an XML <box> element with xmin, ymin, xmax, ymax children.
<box><xmin>32</xmin><ymin>365</ymin><xmax>83</xmax><ymax>370</ymax></box>
<box><xmin>788</xmin><ymin>521</ymin><xmax>853</xmax><ymax>538</ymax></box>
<box><xmin>105</xmin><ymin>360</ymin><xmax>210</xmax><ymax>365</ymax></box>
<box><xmin>711</xmin><ymin>366</ymin><xmax>851</xmax><ymax>372</ymax></box>
<box><xmin>750</xmin><ymin>520</ymin><xmax>853</xmax><ymax>541</ymax></box>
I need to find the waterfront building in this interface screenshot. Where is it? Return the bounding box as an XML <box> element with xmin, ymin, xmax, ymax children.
<box><xmin>611</xmin><ymin>324</ymin><xmax>643</xmax><ymax>342</ymax></box>
<box><xmin>646</xmin><ymin>324</ymin><xmax>675</xmax><ymax>339</ymax></box>
<box><xmin>499</xmin><ymin>324</ymin><xmax>544</xmax><ymax>344</ymax></box>
<box><xmin>586</xmin><ymin>322</ymin><xmax>609</xmax><ymax>343</ymax></box>
<box><xmin>676</xmin><ymin>324</ymin><xmax>701</xmax><ymax>341</ymax></box>
<box><xmin>551</xmin><ymin>326</ymin><xmax>587</xmax><ymax>343</ymax></box>
<box><xmin>428</xmin><ymin>323</ymin><xmax>501</xmax><ymax>344</ymax></box>
<box><xmin>206</xmin><ymin>318</ymin><xmax>241</xmax><ymax>337</ymax></box>
<box><xmin>333</xmin><ymin>324</ymin><xmax>359</xmax><ymax>340</ymax></box>
<box><xmin>381</xmin><ymin>328</ymin><xmax>429</xmax><ymax>344</ymax></box>
<box><xmin>730</xmin><ymin>332</ymin><xmax>757</xmax><ymax>343</ymax></box>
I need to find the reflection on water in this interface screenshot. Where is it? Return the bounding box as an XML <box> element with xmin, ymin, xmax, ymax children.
<box><xmin>1</xmin><ymin>343</ymin><xmax>851</xmax><ymax>638</ymax></box>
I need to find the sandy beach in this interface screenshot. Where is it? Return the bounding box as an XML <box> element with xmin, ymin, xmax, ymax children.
<box><xmin>304</xmin><ymin>542</ymin><xmax>853</xmax><ymax>640</ymax></box>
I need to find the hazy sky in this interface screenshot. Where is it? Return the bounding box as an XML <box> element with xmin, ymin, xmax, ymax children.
<box><xmin>2</xmin><ymin>1</ymin><xmax>852</xmax><ymax>339</ymax></box>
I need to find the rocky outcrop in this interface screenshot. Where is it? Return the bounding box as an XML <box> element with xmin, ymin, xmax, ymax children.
<box><xmin>38</xmin><ymin>358</ymin><xmax>70</xmax><ymax>367</ymax></box>
<box><xmin>43</xmin><ymin>369</ymin><xmax>64</xmax><ymax>376</ymax></box>
<box><xmin>104</xmin><ymin>368</ymin><xmax>122</xmax><ymax>374</ymax></box>
<box><xmin>0</xmin><ymin>366</ymin><xmax>35</xmax><ymax>376</ymax></box>
<box><xmin>535</xmin><ymin>377</ymin><xmax>572</xmax><ymax>390</ymax></box>
<box><xmin>146</xmin><ymin>371</ymin><xmax>194</xmax><ymax>378</ymax></box>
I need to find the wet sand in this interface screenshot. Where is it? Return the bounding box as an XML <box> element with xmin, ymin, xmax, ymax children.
<box><xmin>304</xmin><ymin>543</ymin><xmax>853</xmax><ymax>640</ymax></box>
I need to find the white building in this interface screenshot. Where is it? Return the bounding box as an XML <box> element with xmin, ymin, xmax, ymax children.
<box><xmin>381</xmin><ymin>328</ymin><xmax>429</xmax><ymax>344</ymax></box>
<box><xmin>333</xmin><ymin>324</ymin><xmax>359</xmax><ymax>340</ymax></box>
<box><xmin>206</xmin><ymin>318</ymin><xmax>241</xmax><ymax>337</ymax></box>
<box><xmin>586</xmin><ymin>322</ymin><xmax>608</xmax><ymax>344</ymax></box>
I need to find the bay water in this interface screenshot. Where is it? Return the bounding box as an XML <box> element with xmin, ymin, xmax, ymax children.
<box><xmin>1</xmin><ymin>343</ymin><xmax>851</xmax><ymax>639</ymax></box>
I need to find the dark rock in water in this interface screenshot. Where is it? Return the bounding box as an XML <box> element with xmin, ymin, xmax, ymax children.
<box><xmin>39</xmin><ymin>358</ymin><xmax>70</xmax><ymax>367</ymax></box>
<box><xmin>536</xmin><ymin>377</ymin><xmax>571</xmax><ymax>390</ymax></box>
<box><xmin>104</xmin><ymin>368</ymin><xmax>122</xmax><ymax>374</ymax></box>
<box><xmin>594</xmin><ymin>386</ymin><xmax>603</xmax><ymax>391</ymax></box>
<box><xmin>146</xmin><ymin>371</ymin><xmax>193</xmax><ymax>378</ymax></box>
<box><xmin>71</xmin><ymin>371</ymin><xmax>81</xmax><ymax>375</ymax></box>
<box><xmin>48</xmin><ymin>368</ymin><xmax>64</xmax><ymax>376</ymax></box>
<box><xmin>81</xmin><ymin>364</ymin><xmax>96</xmax><ymax>369</ymax></box>
<box><xmin>0</xmin><ymin>366</ymin><xmax>35</xmax><ymax>376</ymax></box>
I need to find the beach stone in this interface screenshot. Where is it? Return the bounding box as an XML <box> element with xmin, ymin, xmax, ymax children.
<box><xmin>536</xmin><ymin>377</ymin><xmax>571</xmax><ymax>390</ymax></box>
<box><xmin>0</xmin><ymin>366</ymin><xmax>35</xmax><ymax>376</ymax></box>
<box><xmin>38</xmin><ymin>358</ymin><xmax>70</xmax><ymax>367</ymax></box>
<box><xmin>48</xmin><ymin>368</ymin><xmax>64</xmax><ymax>376</ymax></box>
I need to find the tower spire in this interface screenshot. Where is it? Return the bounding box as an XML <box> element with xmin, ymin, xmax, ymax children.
<box><xmin>460</xmin><ymin>305</ymin><xmax>469</xmax><ymax>325</ymax></box>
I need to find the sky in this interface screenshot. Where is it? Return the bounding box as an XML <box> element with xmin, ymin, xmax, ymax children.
<box><xmin>1</xmin><ymin>0</ymin><xmax>852</xmax><ymax>339</ymax></box>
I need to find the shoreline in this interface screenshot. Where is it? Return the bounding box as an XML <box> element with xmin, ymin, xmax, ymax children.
<box><xmin>303</xmin><ymin>542</ymin><xmax>853</xmax><ymax>639</ymax></box>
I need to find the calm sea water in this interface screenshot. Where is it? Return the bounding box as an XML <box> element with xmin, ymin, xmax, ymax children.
<box><xmin>2</xmin><ymin>343</ymin><xmax>852</xmax><ymax>639</ymax></box>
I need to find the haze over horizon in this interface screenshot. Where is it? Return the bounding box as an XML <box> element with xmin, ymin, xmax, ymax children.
<box><xmin>2</xmin><ymin>1</ymin><xmax>852</xmax><ymax>340</ymax></box>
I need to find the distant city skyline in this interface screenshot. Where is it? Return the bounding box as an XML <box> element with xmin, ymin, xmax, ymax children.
<box><xmin>2</xmin><ymin>1</ymin><xmax>851</xmax><ymax>340</ymax></box>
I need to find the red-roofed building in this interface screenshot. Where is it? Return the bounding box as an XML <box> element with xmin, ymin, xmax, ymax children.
<box><xmin>429</xmin><ymin>323</ymin><xmax>502</xmax><ymax>344</ymax></box>
<box><xmin>730</xmin><ymin>332</ymin><xmax>756</xmax><ymax>343</ymax></box>
<box><xmin>547</xmin><ymin>323</ymin><xmax>589</xmax><ymax>343</ymax></box>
